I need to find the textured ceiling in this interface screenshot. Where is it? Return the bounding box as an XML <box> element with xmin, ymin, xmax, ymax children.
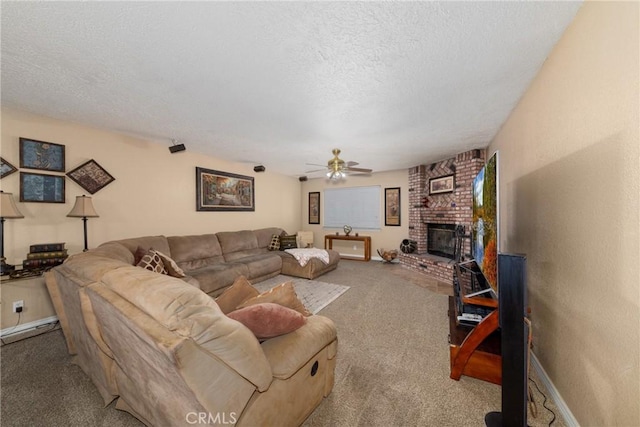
<box><xmin>1</xmin><ymin>2</ymin><xmax>582</xmax><ymax>177</ymax></box>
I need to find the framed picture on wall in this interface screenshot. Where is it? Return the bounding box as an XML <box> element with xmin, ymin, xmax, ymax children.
<box><xmin>67</xmin><ymin>159</ymin><xmax>115</xmax><ymax>194</ymax></box>
<box><xmin>384</xmin><ymin>187</ymin><xmax>401</xmax><ymax>226</ymax></box>
<box><xmin>19</xmin><ymin>137</ymin><xmax>66</xmax><ymax>172</ymax></box>
<box><xmin>309</xmin><ymin>192</ymin><xmax>320</xmax><ymax>224</ymax></box>
<box><xmin>429</xmin><ymin>174</ymin><xmax>454</xmax><ymax>195</ymax></box>
<box><xmin>0</xmin><ymin>157</ymin><xmax>18</xmax><ymax>179</ymax></box>
<box><xmin>196</xmin><ymin>167</ymin><xmax>255</xmax><ymax>211</ymax></box>
<box><xmin>20</xmin><ymin>171</ymin><xmax>65</xmax><ymax>203</ymax></box>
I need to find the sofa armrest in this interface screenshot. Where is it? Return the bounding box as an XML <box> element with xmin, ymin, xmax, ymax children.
<box><xmin>260</xmin><ymin>315</ymin><xmax>337</xmax><ymax>380</ymax></box>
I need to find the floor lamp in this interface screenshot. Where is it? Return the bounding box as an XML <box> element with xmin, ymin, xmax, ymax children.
<box><xmin>0</xmin><ymin>191</ymin><xmax>24</xmax><ymax>275</ymax></box>
<box><xmin>67</xmin><ymin>195</ymin><xmax>99</xmax><ymax>252</ymax></box>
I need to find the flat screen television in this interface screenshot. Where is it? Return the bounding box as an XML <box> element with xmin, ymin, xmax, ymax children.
<box><xmin>472</xmin><ymin>151</ymin><xmax>499</xmax><ymax>296</ymax></box>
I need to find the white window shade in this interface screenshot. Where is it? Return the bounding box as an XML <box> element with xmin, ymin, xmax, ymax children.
<box><xmin>324</xmin><ymin>186</ymin><xmax>381</xmax><ymax>230</ymax></box>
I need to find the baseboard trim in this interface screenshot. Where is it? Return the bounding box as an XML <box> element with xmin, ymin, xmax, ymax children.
<box><xmin>531</xmin><ymin>352</ymin><xmax>579</xmax><ymax>427</ymax></box>
<box><xmin>0</xmin><ymin>315</ymin><xmax>59</xmax><ymax>338</ymax></box>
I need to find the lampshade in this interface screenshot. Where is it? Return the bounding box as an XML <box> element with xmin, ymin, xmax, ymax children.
<box><xmin>0</xmin><ymin>191</ymin><xmax>24</xmax><ymax>219</ymax></box>
<box><xmin>67</xmin><ymin>195</ymin><xmax>99</xmax><ymax>218</ymax></box>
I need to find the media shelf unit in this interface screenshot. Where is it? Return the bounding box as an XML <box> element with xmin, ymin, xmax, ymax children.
<box><xmin>448</xmin><ymin>296</ymin><xmax>501</xmax><ymax>385</ymax></box>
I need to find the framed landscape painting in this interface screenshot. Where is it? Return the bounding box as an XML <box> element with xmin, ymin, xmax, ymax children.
<box><xmin>196</xmin><ymin>167</ymin><xmax>254</xmax><ymax>211</ymax></box>
<box><xmin>20</xmin><ymin>172</ymin><xmax>65</xmax><ymax>203</ymax></box>
<box><xmin>19</xmin><ymin>137</ymin><xmax>65</xmax><ymax>172</ymax></box>
<box><xmin>429</xmin><ymin>174</ymin><xmax>455</xmax><ymax>195</ymax></box>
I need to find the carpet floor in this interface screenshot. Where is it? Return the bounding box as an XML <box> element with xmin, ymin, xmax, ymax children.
<box><xmin>0</xmin><ymin>261</ymin><xmax>565</xmax><ymax>426</ymax></box>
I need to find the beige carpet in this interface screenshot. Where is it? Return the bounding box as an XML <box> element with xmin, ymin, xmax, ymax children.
<box><xmin>0</xmin><ymin>261</ymin><xmax>564</xmax><ymax>426</ymax></box>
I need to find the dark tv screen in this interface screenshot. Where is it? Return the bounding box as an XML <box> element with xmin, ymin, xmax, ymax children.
<box><xmin>472</xmin><ymin>152</ymin><xmax>499</xmax><ymax>294</ymax></box>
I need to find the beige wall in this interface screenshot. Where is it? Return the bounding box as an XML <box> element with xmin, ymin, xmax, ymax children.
<box><xmin>0</xmin><ymin>108</ymin><xmax>302</xmax><ymax>265</ymax></box>
<box><xmin>300</xmin><ymin>170</ymin><xmax>409</xmax><ymax>257</ymax></box>
<box><xmin>489</xmin><ymin>2</ymin><xmax>639</xmax><ymax>425</ymax></box>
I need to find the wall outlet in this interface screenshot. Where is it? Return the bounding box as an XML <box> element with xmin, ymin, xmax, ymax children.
<box><xmin>13</xmin><ymin>300</ymin><xmax>24</xmax><ymax>313</ymax></box>
<box><xmin>353</xmin><ymin>245</ymin><xmax>357</xmax><ymax>250</ymax></box>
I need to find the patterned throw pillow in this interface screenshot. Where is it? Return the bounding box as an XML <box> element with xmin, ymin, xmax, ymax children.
<box><xmin>136</xmin><ymin>250</ymin><xmax>167</xmax><ymax>274</ymax></box>
<box><xmin>268</xmin><ymin>234</ymin><xmax>281</xmax><ymax>251</ymax></box>
<box><xmin>155</xmin><ymin>251</ymin><xmax>186</xmax><ymax>278</ymax></box>
<box><xmin>279</xmin><ymin>234</ymin><xmax>298</xmax><ymax>250</ymax></box>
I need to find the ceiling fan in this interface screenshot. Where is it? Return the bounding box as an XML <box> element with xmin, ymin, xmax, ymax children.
<box><xmin>306</xmin><ymin>148</ymin><xmax>373</xmax><ymax>180</ymax></box>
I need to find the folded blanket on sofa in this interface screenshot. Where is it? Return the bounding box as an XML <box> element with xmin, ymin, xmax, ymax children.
<box><xmin>284</xmin><ymin>248</ymin><xmax>330</xmax><ymax>267</ymax></box>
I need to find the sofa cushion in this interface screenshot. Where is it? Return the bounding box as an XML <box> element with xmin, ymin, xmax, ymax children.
<box><xmin>188</xmin><ymin>262</ymin><xmax>251</xmax><ymax>296</ymax></box>
<box><xmin>216</xmin><ymin>230</ymin><xmax>262</xmax><ymax>262</ymax></box>
<box><xmin>98</xmin><ymin>266</ymin><xmax>273</xmax><ymax>390</ymax></box>
<box><xmin>238</xmin><ymin>281</ymin><xmax>311</xmax><ymax>316</ymax></box>
<box><xmin>111</xmin><ymin>236</ymin><xmax>171</xmax><ymax>258</ymax></box>
<box><xmin>235</xmin><ymin>253</ymin><xmax>282</xmax><ymax>282</ymax></box>
<box><xmin>227</xmin><ymin>303</ymin><xmax>306</xmax><ymax>339</ymax></box>
<box><xmin>167</xmin><ymin>234</ymin><xmax>225</xmax><ymax>271</ymax></box>
<box><xmin>214</xmin><ymin>275</ymin><xmax>260</xmax><ymax>314</ymax></box>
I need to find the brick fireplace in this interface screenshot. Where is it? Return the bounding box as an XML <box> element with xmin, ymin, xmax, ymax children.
<box><xmin>400</xmin><ymin>149</ymin><xmax>485</xmax><ymax>283</ymax></box>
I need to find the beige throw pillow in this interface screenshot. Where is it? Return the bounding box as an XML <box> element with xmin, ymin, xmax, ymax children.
<box><xmin>237</xmin><ymin>281</ymin><xmax>311</xmax><ymax>317</ymax></box>
<box><xmin>155</xmin><ymin>250</ymin><xmax>186</xmax><ymax>278</ymax></box>
<box><xmin>215</xmin><ymin>275</ymin><xmax>260</xmax><ymax>314</ymax></box>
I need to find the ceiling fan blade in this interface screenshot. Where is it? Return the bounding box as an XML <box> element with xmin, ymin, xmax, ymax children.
<box><xmin>305</xmin><ymin>168</ymin><xmax>327</xmax><ymax>174</ymax></box>
<box><xmin>346</xmin><ymin>167</ymin><xmax>372</xmax><ymax>173</ymax></box>
<box><xmin>346</xmin><ymin>161</ymin><xmax>359</xmax><ymax>166</ymax></box>
<box><xmin>305</xmin><ymin>162</ymin><xmax>327</xmax><ymax>167</ymax></box>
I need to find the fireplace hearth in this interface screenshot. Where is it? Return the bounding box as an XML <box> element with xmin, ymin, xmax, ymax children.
<box><xmin>427</xmin><ymin>223</ymin><xmax>456</xmax><ymax>259</ymax></box>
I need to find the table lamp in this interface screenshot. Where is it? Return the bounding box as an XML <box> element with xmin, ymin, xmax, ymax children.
<box><xmin>0</xmin><ymin>191</ymin><xmax>25</xmax><ymax>275</ymax></box>
<box><xmin>67</xmin><ymin>195</ymin><xmax>99</xmax><ymax>252</ymax></box>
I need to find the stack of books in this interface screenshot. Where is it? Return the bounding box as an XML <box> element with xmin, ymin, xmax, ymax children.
<box><xmin>23</xmin><ymin>243</ymin><xmax>68</xmax><ymax>269</ymax></box>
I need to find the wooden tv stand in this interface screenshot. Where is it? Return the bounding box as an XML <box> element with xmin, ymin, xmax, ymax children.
<box><xmin>448</xmin><ymin>296</ymin><xmax>502</xmax><ymax>385</ymax></box>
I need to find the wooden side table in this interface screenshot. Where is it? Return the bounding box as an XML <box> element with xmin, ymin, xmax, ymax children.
<box><xmin>324</xmin><ymin>234</ymin><xmax>371</xmax><ymax>262</ymax></box>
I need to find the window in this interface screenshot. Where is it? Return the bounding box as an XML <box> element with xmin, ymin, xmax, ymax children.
<box><xmin>324</xmin><ymin>186</ymin><xmax>381</xmax><ymax>230</ymax></box>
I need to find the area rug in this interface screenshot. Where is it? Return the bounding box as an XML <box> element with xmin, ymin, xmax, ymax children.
<box><xmin>253</xmin><ymin>275</ymin><xmax>350</xmax><ymax>314</ymax></box>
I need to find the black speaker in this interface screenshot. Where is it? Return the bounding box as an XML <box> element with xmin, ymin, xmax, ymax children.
<box><xmin>253</xmin><ymin>165</ymin><xmax>266</xmax><ymax>172</ymax></box>
<box><xmin>299</xmin><ymin>176</ymin><xmax>308</xmax><ymax>182</ymax></box>
<box><xmin>169</xmin><ymin>144</ymin><xmax>186</xmax><ymax>153</ymax></box>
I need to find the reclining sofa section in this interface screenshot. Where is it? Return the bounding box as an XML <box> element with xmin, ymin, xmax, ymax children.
<box><xmin>44</xmin><ymin>227</ymin><xmax>339</xmax><ymax>426</ymax></box>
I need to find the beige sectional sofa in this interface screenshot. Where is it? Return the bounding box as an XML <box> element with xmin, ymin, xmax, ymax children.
<box><xmin>45</xmin><ymin>227</ymin><xmax>340</xmax><ymax>426</ymax></box>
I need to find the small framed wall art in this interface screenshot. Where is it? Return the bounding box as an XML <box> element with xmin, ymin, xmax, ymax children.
<box><xmin>20</xmin><ymin>171</ymin><xmax>65</xmax><ymax>203</ymax></box>
<box><xmin>19</xmin><ymin>137</ymin><xmax>65</xmax><ymax>172</ymax></box>
<box><xmin>0</xmin><ymin>157</ymin><xmax>18</xmax><ymax>179</ymax></box>
<box><xmin>67</xmin><ymin>159</ymin><xmax>115</xmax><ymax>194</ymax></box>
<box><xmin>196</xmin><ymin>167</ymin><xmax>255</xmax><ymax>211</ymax></box>
<box><xmin>429</xmin><ymin>174</ymin><xmax>455</xmax><ymax>195</ymax></box>
<box><xmin>384</xmin><ymin>187</ymin><xmax>401</xmax><ymax>226</ymax></box>
<box><xmin>309</xmin><ymin>192</ymin><xmax>320</xmax><ymax>224</ymax></box>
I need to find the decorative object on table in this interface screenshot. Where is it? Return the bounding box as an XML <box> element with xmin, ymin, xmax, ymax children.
<box><xmin>196</xmin><ymin>167</ymin><xmax>254</xmax><ymax>212</ymax></box>
<box><xmin>0</xmin><ymin>191</ymin><xmax>25</xmax><ymax>275</ymax></box>
<box><xmin>384</xmin><ymin>187</ymin><xmax>401</xmax><ymax>226</ymax></box>
<box><xmin>20</xmin><ymin>171</ymin><xmax>65</xmax><ymax>203</ymax></box>
<box><xmin>429</xmin><ymin>174</ymin><xmax>455</xmax><ymax>195</ymax></box>
<box><xmin>9</xmin><ymin>266</ymin><xmax>52</xmax><ymax>279</ymax></box>
<box><xmin>400</xmin><ymin>239</ymin><xmax>417</xmax><ymax>254</ymax></box>
<box><xmin>66</xmin><ymin>159</ymin><xmax>115</xmax><ymax>194</ymax></box>
<box><xmin>343</xmin><ymin>225</ymin><xmax>352</xmax><ymax>236</ymax></box>
<box><xmin>23</xmin><ymin>242</ymin><xmax>68</xmax><ymax>269</ymax></box>
<box><xmin>308</xmin><ymin>192</ymin><xmax>320</xmax><ymax>224</ymax></box>
<box><xmin>19</xmin><ymin>137</ymin><xmax>65</xmax><ymax>172</ymax></box>
<box><xmin>377</xmin><ymin>249</ymin><xmax>398</xmax><ymax>263</ymax></box>
<box><xmin>67</xmin><ymin>195</ymin><xmax>99</xmax><ymax>251</ymax></box>
<box><xmin>0</xmin><ymin>157</ymin><xmax>18</xmax><ymax>179</ymax></box>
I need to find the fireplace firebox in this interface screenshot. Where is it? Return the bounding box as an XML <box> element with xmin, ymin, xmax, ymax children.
<box><xmin>427</xmin><ymin>223</ymin><xmax>456</xmax><ymax>259</ymax></box>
